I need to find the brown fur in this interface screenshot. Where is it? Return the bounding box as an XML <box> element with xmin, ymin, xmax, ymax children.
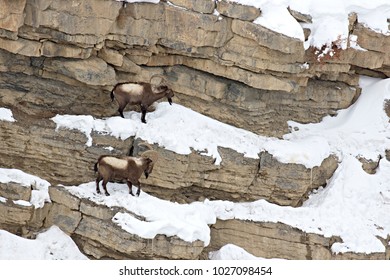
<box><xmin>111</xmin><ymin>81</ymin><xmax>174</xmax><ymax>123</ymax></box>
<box><xmin>94</xmin><ymin>155</ymin><xmax>154</xmax><ymax>196</ymax></box>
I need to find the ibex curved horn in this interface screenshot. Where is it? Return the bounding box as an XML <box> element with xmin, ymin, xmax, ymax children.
<box><xmin>138</xmin><ymin>142</ymin><xmax>153</xmax><ymax>151</ymax></box>
<box><xmin>150</xmin><ymin>74</ymin><xmax>168</xmax><ymax>86</ymax></box>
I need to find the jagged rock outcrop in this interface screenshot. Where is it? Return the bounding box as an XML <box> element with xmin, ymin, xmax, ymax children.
<box><xmin>216</xmin><ymin>0</ymin><xmax>261</xmax><ymax>21</ymax></box>
<box><xmin>0</xmin><ymin>181</ymin><xmax>50</xmax><ymax>236</ymax></box>
<box><xmin>1</xmin><ymin>0</ymin><xmax>389</xmax><ymax>260</ymax></box>
<box><xmin>134</xmin><ymin>141</ymin><xmax>338</xmax><ymax>206</ymax></box>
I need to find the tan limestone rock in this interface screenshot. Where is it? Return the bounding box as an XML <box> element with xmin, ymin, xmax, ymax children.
<box><xmin>133</xmin><ymin>141</ymin><xmax>338</xmax><ymax>206</ymax></box>
<box><xmin>0</xmin><ymin>0</ymin><xmax>26</xmax><ymax>33</ymax></box>
<box><xmin>112</xmin><ymin>3</ymin><xmax>233</xmax><ymax>49</ymax></box>
<box><xmin>24</xmin><ymin>0</ymin><xmax>121</xmax><ymax>37</ymax></box>
<box><xmin>45</xmin><ymin>203</ymin><xmax>82</xmax><ymax>234</ymax></box>
<box><xmin>169</xmin><ymin>0</ymin><xmax>216</xmax><ymax>14</ymax></box>
<box><xmin>0</xmin><ymin>67</ymin><xmax>115</xmax><ymax>118</ymax></box>
<box><xmin>288</xmin><ymin>7</ymin><xmax>312</xmax><ymax>23</ymax></box>
<box><xmin>208</xmin><ymin>219</ymin><xmax>386</xmax><ymax>260</ymax></box>
<box><xmin>232</xmin><ymin>19</ymin><xmax>304</xmax><ymax>54</ymax></box>
<box><xmin>79</xmin><ymin>199</ymin><xmax>116</xmax><ymax>221</ymax></box>
<box><xmin>0</xmin><ymin>37</ymin><xmax>41</xmax><ymax>57</ymax></box>
<box><xmin>357</xmin><ymin>156</ymin><xmax>382</xmax><ymax>174</ymax></box>
<box><xmin>49</xmin><ymin>186</ymin><xmax>81</xmax><ymax>210</ymax></box>
<box><xmin>164</xmin><ymin>4</ymin><xmax>233</xmax><ymax>49</ymax></box>
<box><xmin>179</xmin><ymin>57</ymin><xmax>300</xmax><ymax>92</ymax></box>
<box><xmin>116</xmin><ymin>55</ymin><xmax>142</xmax><ymax>74</ymax></box>
<box><xmin>208</xmin><ymin>219</ymin><xmax>333</xmax><ymax>259</ymax></box>
<box><xmin>0</xmin><ymin>182</ymin><xmax>31</xmax><ymax>201</ymax></box>
<box><xmin>252</xmin><ymin>152</ymin><xmax>338</xmax><ymax>206</ymax></box>
<box><xmin>0</xmin><ymin>48</ymin><xmax>33</xmax><ymax>74</ymax></box>
<box><xmin>41</xmin><ymin>41</ymin><xmax>93</xmax><ymax>59</ymax></box>
<box><xmin>28</xmin><ymin>203</ymin><xmax>51</xmax><ymax>229</ymax></box>
<box><xmin>353</xmin><ymin>23</ymin><xmax>390</xmax><ymax>54</ymax></box>
<box><xmin>0</xmin><ymin>199</ymin><xmax>33</xmax><ymax>226</ymax></box>
<box><xmin>98</xmin><ymin>48</ymin><xmax>124</xmax><ymax>67</ymax></box>
<box><xmin>0</xmin><ymin>0</ymin><xmax>389</xmax><ymax>261</ymax></box>
<box><xmin>43</xmin><ymin>57</ymin><xmax>116</xmax><ymax>86</ymax></box>
<box><xmin>216</xmin><ymin>0</ymin><xmax>261</xmax><ymax>21</ymax></box>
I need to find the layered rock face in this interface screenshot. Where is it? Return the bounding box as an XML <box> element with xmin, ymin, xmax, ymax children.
<box><xmin>136</xmin><ymin>142</ymin><xmax>338</xmax><ymax>207</ymax></box>
<box><xmin>0</xmin><ymin>0</ymin><xmax>389</xmax><ymax>260</ymax></box>
<box><xmin>4</xmin><ymin>0</ymin><xmax>389</xmax><ymax>137</ymax></box>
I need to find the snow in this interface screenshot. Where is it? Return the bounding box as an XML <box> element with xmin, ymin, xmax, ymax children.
<box><xmin>253</xmin><ymin>1</ymin><xmax>305</xmax><ymax>40</ymax></box>
<box><xmin>0</xmin><ymin>168</ymin><xmax>51</xmax><ymax>208</ymax></box>
<box><xmin>285</xmin><ymin>77</ymin><xmax>390</xmax><ymax>162</ymax></box>
<box><xmin>0</xmin><ymin>108</ymin><xmax>15</xmax><ymax>122</ymax></box>
<box><xmin>52</xmin><ymin>103</ymin><xmax>330</xmax><ymax>168</ymax></box>
<box><xmin>209</xmin><ymin>244</ymin><xmax>263</xmax><ymax>260</ymax></box>
<box><xmin>0</xmin><ymin>226</ymin><xmax>88</xmax><ymax>260</ymax></box>
<box><xmin>263</xmin><ymin>136</ymin><xmax>331</xmax><ymax>168</ymax></box>
<box><xmin>13</xmin><ymin>200</ymin><xmax>32</xmax><ymax>207</ymax></box>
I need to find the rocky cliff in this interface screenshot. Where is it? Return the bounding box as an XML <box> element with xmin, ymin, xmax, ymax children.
<box><xmin>0</xmin><ymin>0</ymin><xmax>389</xmax><ymax>260</ymax></box>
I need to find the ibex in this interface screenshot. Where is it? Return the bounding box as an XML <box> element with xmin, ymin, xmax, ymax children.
<box><xmin>94</xmin><ymin>143</ymin><xmax>159</xmax><ymax>196</ymax></box>
<box><xmin>110</xmin><ymin>75</ymin><xmax>174</xmax><ymax>123</ymax></box>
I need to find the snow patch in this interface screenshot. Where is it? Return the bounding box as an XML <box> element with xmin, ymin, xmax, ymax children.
<box><xmin>0</xmin><ymin>108</ymin><xmax>15</xmax><ymax>122</ymax></box>
<box><xmin>209</xmin><ymin>244</ymin><xmax>263</xmax><ymax>260</ymax></box>
<box><xmin>0</xmin><ymin>226</ymin><xmax>88</xmax><ymax>260</ymax></box>
<box><xmin>253</xmin><ymin>2</ymin><xmax>304</xmax><ymax>40</ymax></box>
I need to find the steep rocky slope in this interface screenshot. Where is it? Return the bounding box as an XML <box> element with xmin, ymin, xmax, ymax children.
<box><xmin>0</xmin><ymin>0</ymin><xmax>389</xmax><ymax>259</ymax></box>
